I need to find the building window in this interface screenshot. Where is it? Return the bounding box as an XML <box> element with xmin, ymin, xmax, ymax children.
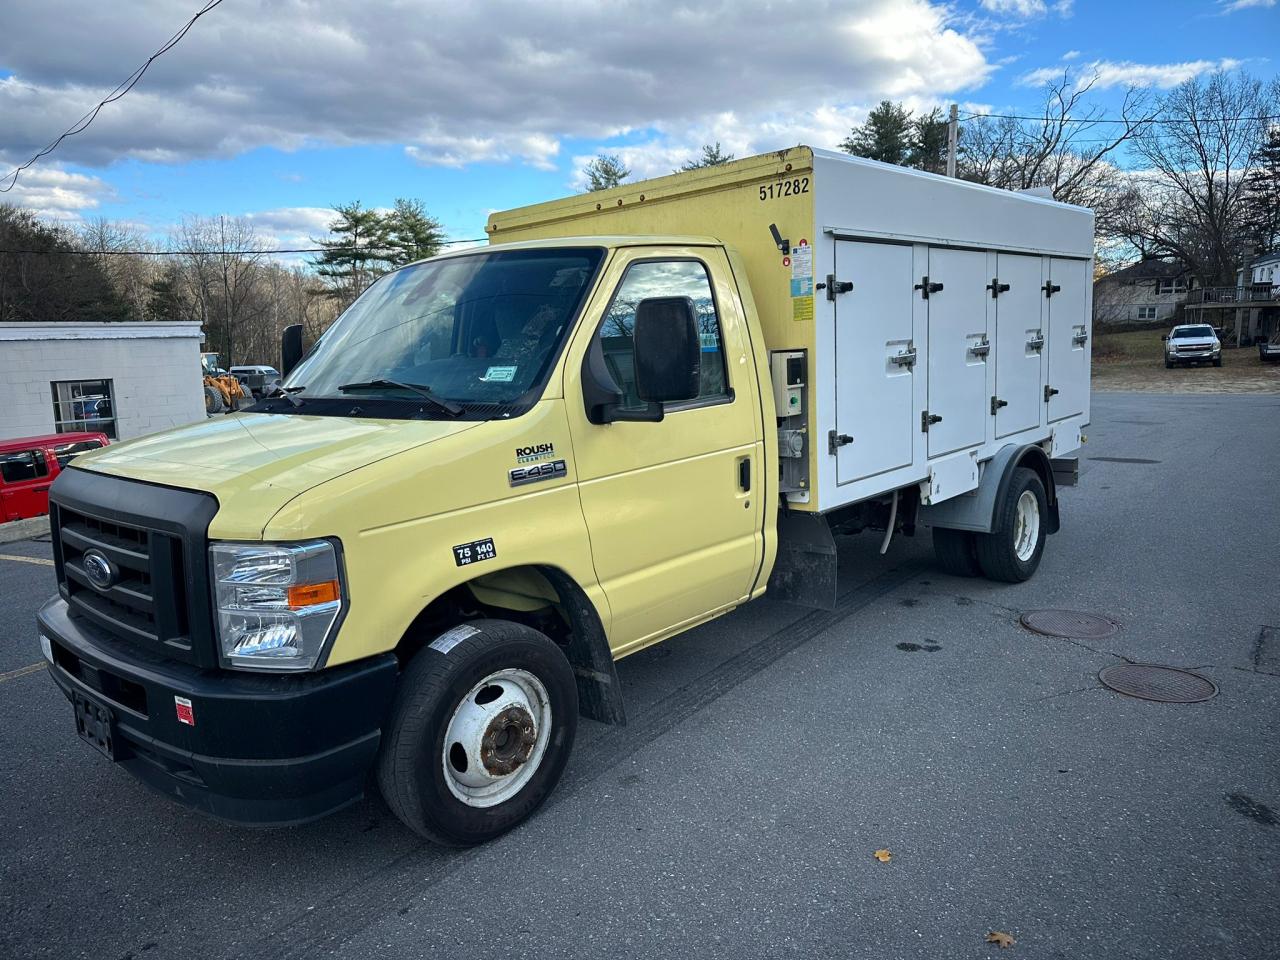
<box><xmin>1137</xmin><ymin>306</ymin><xmax>1158</xmax><ymax>321</ymax></box>
<box><xmin>1156</xmin><ymin>278</ymin><xmax>1185</xmax><ymax>296</ymax></box>
<box><xmin>597</xmin><ymin>259</ymin><xmax>730</xmax><ymax>411</ymax></box>
<box><xmin>50</xmin><ymin>380</ymin><xmax>117</xmax><ymax>439</ymax></box>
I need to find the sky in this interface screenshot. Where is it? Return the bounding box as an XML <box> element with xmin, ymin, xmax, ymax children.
<box><xmin>1</xmin><ymin>0</ymin><xmax>1276</xmax><ymax>252</ymax></box>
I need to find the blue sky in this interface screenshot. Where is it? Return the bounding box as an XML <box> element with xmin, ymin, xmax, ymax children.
<box><xmin>1</xmin><ymin>0</ymin><xmax>1275</xmax><ymax>250</ymax></box>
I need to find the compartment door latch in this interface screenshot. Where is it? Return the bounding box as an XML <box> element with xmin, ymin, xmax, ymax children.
<box><xmin>921</xmin><ymin>411</ymin><xmax>943</xmax><ymax>432</ymax></box>
<box><xmin>825</xmin><ymin>274</ymin><xmax>853</xmax><ymax>300</ymax></box>
<box><xmin>1044</xmin><ymin>385</ymin><xmax>1060</xmax><ymax>402</ymax></box>
<box><xmin>828</xmin><ymin>430</ymin><xmax>853</xmax><ymax>454</ymax></box>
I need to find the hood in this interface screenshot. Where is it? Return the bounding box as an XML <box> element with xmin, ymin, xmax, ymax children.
<box><xmin>72</xmin><ymin>413</ymin><xmax>482</xmax><ymax>537</ymax></box>
<box><xmin>1171</xmin><ymin>336</ymin><xmax>1218</xmax><ymax>346</ymax></box>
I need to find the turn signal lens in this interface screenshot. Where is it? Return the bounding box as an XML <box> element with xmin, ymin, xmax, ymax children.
<box><xmin>287</xmin><ymin>580</ymin><xmax>340</xmax><ymax>608</ymax></box>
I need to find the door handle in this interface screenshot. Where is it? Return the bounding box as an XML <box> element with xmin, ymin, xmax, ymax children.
<box><xmin>738</xmin><ymin>457</ymin><xmax>751</xmax><ymax>492</ymax></box>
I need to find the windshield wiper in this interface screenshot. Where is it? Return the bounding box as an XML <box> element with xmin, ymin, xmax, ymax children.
<box><xmin>337</xmin><ymin>379</ymin><xmax>464</xmax><ymax>416</ymax></box>
<box><xmin>263</xmin><ymin>385</ymin><xmax>306</xmax><ymax>407</ymax></box>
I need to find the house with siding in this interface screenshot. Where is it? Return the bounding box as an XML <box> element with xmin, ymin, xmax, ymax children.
<box><xmin>1092</xmin><ymin>260</ymin><xmax>1194</xmax><ymax>329</ymax></box>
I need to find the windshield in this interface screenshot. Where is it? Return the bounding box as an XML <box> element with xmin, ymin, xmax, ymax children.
<box><xmin>287</xmin><ymin>247</ymin><xmax>604</xmax><ymax>410</ymax></box>
<box><xmin>1173</xmin><ymin>326</ymin><xmax>1214</xmax><ymax>339</ymax></box>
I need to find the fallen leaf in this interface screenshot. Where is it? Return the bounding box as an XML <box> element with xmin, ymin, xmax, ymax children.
<box><xmin>873</xmin><ymin>849</ymin><xmax>892</xmax><ymax>863</ymax></box>
<box><xmin>985</xmin><ymin>931</ymin><xmax>1016</xmax><ymax>949</ymax></box>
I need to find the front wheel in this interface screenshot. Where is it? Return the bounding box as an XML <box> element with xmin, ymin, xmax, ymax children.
<box><xmin>975</xmin><ymin>467</ymin><xmax>1048</xmax><ymax>583</ymax></box>
<box><xmin>1212</xmin><ymin>357</ymin><xmax>1222</xmax><ymax>367</ymax></box>
<box><xmin>377</xmin><ymin>619</ymin><xmax>578</xmax><ymax>846</ymax></box>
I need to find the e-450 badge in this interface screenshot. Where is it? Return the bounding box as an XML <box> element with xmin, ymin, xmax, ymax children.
<box><xmin>509</xmin><ymin>459</ymin><xmax>567</xmax><ymax>487</ymax></box>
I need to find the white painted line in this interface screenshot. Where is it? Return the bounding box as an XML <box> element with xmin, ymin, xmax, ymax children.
<box><xmin>0</xmin><ymin>554</ymin><xmax>54</xmax><ymax>567</ymax></box>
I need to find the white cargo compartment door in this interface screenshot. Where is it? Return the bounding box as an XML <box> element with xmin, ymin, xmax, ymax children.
<box><xmin>993</xmin><ymin>253</ymin><xmax>1044</xmax><ymax>438</ymax></box>
<box><xmin>926</xmin><ymin>247</ymin><xmax>988</xmax><ymax>458</ymax></box>
<box><xmin>1046</xmin><ymin>257</ymin><xmax>1088</xmax><ymax>422</ymax></box>
<box><xmin>833</xmin><ymin>240</ymin><xmax>915</xmax><ymax>485</ymax></box>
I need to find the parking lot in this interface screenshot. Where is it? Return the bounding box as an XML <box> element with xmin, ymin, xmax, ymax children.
<box><xmin>1</xmin><ymin>390</ymin><xmax>1277</xmax><ymax>960</ymax></box>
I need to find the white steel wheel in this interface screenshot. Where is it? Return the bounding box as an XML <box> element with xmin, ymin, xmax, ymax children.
<box><xmin>1012</xmin><ymin>489</ymin><xmax>1041</xmax><ymax>563</ymax></box>
<box><xmin>441</xmin><ymin>668</ymin><xmax>552</xmax><ymax>808</ymax></box>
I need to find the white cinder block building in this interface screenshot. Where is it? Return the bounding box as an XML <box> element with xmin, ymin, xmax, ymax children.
<box><xmin>0</xmin><ymin>322</ymin><xmax>206</xmax><ymax>442</ymax></box>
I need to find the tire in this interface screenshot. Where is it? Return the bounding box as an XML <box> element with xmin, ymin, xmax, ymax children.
<box><xmin>932</xmin><ymin>527</ymin><xmax>982</xmax><ymax>577</ymax></box>
<box><xmin>1213</xmin><ymin>357</ymin><xmax>1222</xmax><ymax>367</ymax></box>
<box><xmin>377</xmin><ymin>619</ymin><xmax>578</xmax><ymax>846</ymax></box>
<box><xmin>204</xmin><ymin>385</ymin><xmax>224</xmax><ymax>414</ymax></box>
<box><xmin>1164</xmin><ymin>359</ymin><xmax>1173</xmax><ymax>369</ymax></box>
<box><xmin>975</xmin><ymin>467</ymin><xmax>1048</xmax><ymax>583</ymax></box>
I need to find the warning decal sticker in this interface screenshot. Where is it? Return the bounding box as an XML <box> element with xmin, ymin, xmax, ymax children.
<box><xmin>792</xmin><ymin>297</ymin><xmax>814</xmax><ymax>323</ymax></box>
<box><xmin>790</xmin><ymin>239</ymin><xmax>813</xmax><ymax>315</ymax></box>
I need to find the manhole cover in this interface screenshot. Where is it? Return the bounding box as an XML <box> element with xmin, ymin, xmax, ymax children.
<box><xmin>1098</xmin><ymin>664</ymin><xmax>1218</xmax><ymax>704</ymax></box>
<box><xmin>1020</xmin><ymin>610</ymin><xmax>1118</xmax><ymax>639</ymax></box>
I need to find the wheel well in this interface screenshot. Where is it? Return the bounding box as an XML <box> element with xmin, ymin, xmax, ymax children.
<box><xmin>394</xmin><ymin>565</ymin><xmax>626</xmax><ymax>725</ymax></box>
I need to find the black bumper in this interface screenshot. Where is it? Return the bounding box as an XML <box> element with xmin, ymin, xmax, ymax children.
<box><xmin>38</xmin><ymin>596</ymin><xmax>398</xmax><ymax>826</ymax></box>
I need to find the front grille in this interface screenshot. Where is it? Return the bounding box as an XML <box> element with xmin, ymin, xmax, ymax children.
<box><xmin>1176</xmin><ymin>344</ymin><xmax>1211</xmax><ymax>352</ymax></box>
<box><xmin>54</xmin><ymin>503</ymin><xmax>197</xmax><ymax>662</ymax></box>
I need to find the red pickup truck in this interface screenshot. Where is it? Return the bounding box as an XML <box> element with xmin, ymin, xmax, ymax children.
<box><xmin>0</xmin><ymin>433</ymin><xmax>110</xmax><ymax>523</ymax></box>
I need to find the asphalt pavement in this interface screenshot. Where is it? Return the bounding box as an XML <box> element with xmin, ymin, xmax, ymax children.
<box><xmin>1</xmin><ymin>391</ymin><xmax>1277</xmax><ymax>960</ymax></box>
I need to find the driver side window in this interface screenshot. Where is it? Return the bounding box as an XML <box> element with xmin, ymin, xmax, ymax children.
<box><xmin>598</xmin><ymin>259</ymin><xmax>729</xmax><ymax>411</ymax></box>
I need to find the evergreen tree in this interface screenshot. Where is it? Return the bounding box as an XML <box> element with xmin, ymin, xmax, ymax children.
<box><xmin>910</xmin><ymin>108</ymin><xmax>952</xmax><ymax>175</ymax></box>
<box><xmin>1242</xmin><ymin>126</ymin><xmax>1280</xmax><ymax>253</ymax></box>
<box><xmin>840</xmin><ymin>101</ymin><xmax>914</xmax><ymax>166</ymax></box>
<box><xmin>383</xmin><ymin>198</ymin><xmax>446</xmax><ymax>266</ymax></box>
<box><xmin>583</xmin><ymin>154</ymin><xmax>631</xmax><ymax>192</ymax></box>
<box><xmin>310</xmin><ymin>202</ymin><xmax>387</xmax><ymax>304</ymax></box>
<box><xmin>678</xmin><ymin>142</ymin><xmax>735</xmax><ymax>172</ymax></box>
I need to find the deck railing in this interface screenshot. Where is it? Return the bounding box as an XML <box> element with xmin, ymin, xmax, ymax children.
<box><xmin>1185</xmin><ymin>284</ymin><xmax>1274</xmax><ymax>306</ymax></box>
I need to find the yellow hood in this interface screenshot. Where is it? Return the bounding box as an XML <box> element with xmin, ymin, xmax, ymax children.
<box><xmin>73</xmin><ymin>413</ymin><xmax>482</xmax><ymax>538</ymax></box>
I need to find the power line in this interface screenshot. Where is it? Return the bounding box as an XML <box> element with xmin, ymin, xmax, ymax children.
<box><xmin>959</xmin><ymin>111</ymin><xmax>1280</xmax><ymax>124</ymax></box>
<box><xmin>0</xmin><ymin>239</ymin><xmax>488</xmax><ymax>257</ymax></box>
<box><xmin>0</xmin><ymin>0</ymin><xmax>227</xmax><ymax>193</ymax></box>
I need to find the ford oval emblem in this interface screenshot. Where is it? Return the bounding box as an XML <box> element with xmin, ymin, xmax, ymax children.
<box><xmin>82</xmin><ymin>549</ymin><xmax>117</xmax><ymax>591</ymax></box>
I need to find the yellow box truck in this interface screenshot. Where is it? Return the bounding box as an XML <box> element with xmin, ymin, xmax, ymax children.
<box><xmin>38</xmin><ymin>147</ymin><xmax>1092</xmax><ymax>844</ymax></box>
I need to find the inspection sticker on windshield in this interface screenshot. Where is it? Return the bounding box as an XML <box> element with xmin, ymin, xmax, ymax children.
<box><xmin>453</xmin><ymin>538</ymin><xmax>496</xmax><ymax>567</ymax></box>
<box><xmin>481</xmin><ymin>365</ymin><xmax>517</xmax><ymax>383</ymax></box>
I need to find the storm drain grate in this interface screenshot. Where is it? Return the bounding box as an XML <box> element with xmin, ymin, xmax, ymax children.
<box><xmin>1020</xmin><ymin>610</ymin><xmax>1119</xmax><ymax>640</ymax></box>
<box><xmin>1098</xmin><ymin>663</ymin><xmax>1218</xmax><ymax>704</ymax></box>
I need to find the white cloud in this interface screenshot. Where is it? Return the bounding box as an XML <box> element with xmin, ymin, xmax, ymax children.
<box><xmin>1062</xmin><ymin>50</ymin><xmax>1081</xmax><ymax>61</ymax></box>
<box><xmin>0</xmin><ymin>166</ymin><xmax>115</xmax><ymax>219</ymax></box>
<box><xmin>0</xmin><ymin>0</ymin><xmax>991</xmax><ymax>177</ymax></box>
<box><xmin>979</xmin><ymin>0</ymin><xmax>1073</xmax><ymax>17</ymax></box>
<box><xmin>1020</xmin><ymin>58</ymin><xmax>1244</xmax><ymax>89</ymax></box>
<box><xmin>241</xmin><ymin>207</ymin><xmax>336</xmax><ymax>247</ymax></box>
<box><xmin>1217</xmin><ymin>0</ymin><xmax>1275</xmax><ymax>13</ymax></box>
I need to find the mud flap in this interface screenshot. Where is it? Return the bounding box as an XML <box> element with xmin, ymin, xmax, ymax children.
<box><xmin>767</xmin><ymin>511</ymin><xmax>837</xmax><ymax>610</ymax></box>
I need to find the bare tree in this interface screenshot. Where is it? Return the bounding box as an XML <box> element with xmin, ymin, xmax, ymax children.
<box><xmin>1118</xmin><ymin>71</ymin><xmax>1277</xmax><ymax>285</ymax></box>
<box><xmin>75</xmin><ymin>218</ymin><xmax>160</xmax><ymax>320</ymax></box>
<box><xmin>171</xmin><ymin>215</ymin><xmax>268</xmax><ymax>366</ymax></box>
<box><xmin>960</xmin><ymin>73</ymin><xmax>1156</xmax><ymax>237</ymax></box>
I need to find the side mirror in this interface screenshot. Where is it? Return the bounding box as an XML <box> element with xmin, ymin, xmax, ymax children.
<box><xmin>281</xmin><ymin>324</ymin><xmax>305</xmax><ymax>377</ymax></box>
<box><xmin>633</xmin><ymin>296</ymin><xmax>701</xmax><ymax>404</ymax></box>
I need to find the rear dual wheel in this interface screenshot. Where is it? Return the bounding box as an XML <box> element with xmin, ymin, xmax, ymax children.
<box><xmin>932</xmin><ymin>467</ymin><xmax>1048</xmax><ymax>583</ymax></box>
<box><xmin>377</xmin><ymin>619</ymin><xmax>577</xmax><ymax>846</ymax></box>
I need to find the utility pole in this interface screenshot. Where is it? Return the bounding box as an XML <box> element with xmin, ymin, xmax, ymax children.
<box><xmin>946</xmin><ymin>103</ymin><xmax>958</xmax><ymax>178</ymax></box>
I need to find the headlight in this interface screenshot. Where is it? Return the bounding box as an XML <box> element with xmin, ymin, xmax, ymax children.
<box><xmin>209</xmin><ymin>540</ymin><xmax>344</xmax><ymax>671</ymax></box>
<box><xmin>1212</xmin><ymin>343</ymin><xmax>1221</xmax><ymax>353</ymax></box>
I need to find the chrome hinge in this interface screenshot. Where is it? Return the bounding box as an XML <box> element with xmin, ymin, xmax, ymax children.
<box><xmin>921</xmin><ymin>411</ymin><xmax>942</xmax><ymax>432</ymax></box>
<box><xmin>1072</xmin><ymin>326</ymin><xmax>1089</xmax><ymax>346</ymax></box>
<box><xmin>828</xmin><ymin>430</ymin><xmax>853</xmax><ymax>454</ymax></box>
<box><xmin>1027</xmin><ymin>331</ymin><xmax>1045</xmax><ymax>351</ymax></box>
<box><xmin>991</xmin><ymin>396</ymin><xmax>1008</xmax><ymax>415</ymax></box>
<box><xmin>968</xmin><ymin>338</ymin><xmax>991</xmax><ymax>359</ymax></box>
